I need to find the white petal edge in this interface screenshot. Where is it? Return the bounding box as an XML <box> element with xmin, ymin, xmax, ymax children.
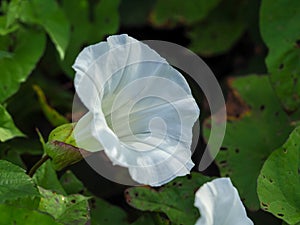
<box><xmin>73</xmin><ymin>112</ymin><xmax>103</xmax><ymax>152</ymax></box>
<box><xmin>194</xmin><ymin>178</ymin><xmax>254</xmax><ymax>225</ymax></box>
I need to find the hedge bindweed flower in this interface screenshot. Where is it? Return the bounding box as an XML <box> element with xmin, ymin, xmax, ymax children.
<box><xmin>72</xmin><ymin>34</ymin><xmax>199</xmax><ymax>186</ymax></box>
<box><xmin>194</xmin><ymin>178</ymin><xmax>253</xmax><ymax>225</ymax></box>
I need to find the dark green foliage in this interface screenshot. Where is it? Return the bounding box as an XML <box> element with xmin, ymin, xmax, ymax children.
<box><xmin>260</xmin><ymin>0</ymin><xmax>300</xmax><ymax>111</ymax></box>
<box><xmin>126</xmin><ymin>173</ymin><xmax>211</xmax><ymax>225</ymax></box>
<box><xmin>0</xmin><ymin>0</ymin><xmax>299</xmax><ymax>224</ymax></box>
<box><xmin>203</xmin><ymin>75</ymin><xmax>293</xmax><ymax>210</ymax></box>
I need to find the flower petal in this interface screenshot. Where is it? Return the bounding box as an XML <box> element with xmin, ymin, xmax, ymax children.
<box><xmin>73</xmin><ymin>34</ymin><xmax>199</xmax><ymax>186</ymax></box>
<box><xmin>73</xmin><ymin>112</ymin><xmax>103</xmax><ymax>152</ymax></box>
<box><xmin>194</xmin><ymin>178</ymin><xmax>254</xmax><ymax>225</ymax></box>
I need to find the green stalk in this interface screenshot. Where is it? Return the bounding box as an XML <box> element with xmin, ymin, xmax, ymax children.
<box><xmin>27</xmin><ymin>155</ymin><xmax>50</xmax><ymax>177</ymax></box>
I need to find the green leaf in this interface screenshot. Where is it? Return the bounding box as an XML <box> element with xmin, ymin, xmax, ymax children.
<box><xmin>60</xmin><ymin>170</ymin><xmax>85</xmax><ymax>195</ymax></box>
<box><xmin>17</xmin><ymin>0</ymin><xmax>70</xmax><ymax>59</ymax></box>
<box><xmin>151</xmin><ymin>0</ymin><xmax>221</xmax><ymax>26</ymax></box>
<box><xmin>93</xmin><ymin>0</ymin><xmax>120</xmax><ymax>36</ymax></box>
<box><xmin>203</xmin><ymin>75</ymin><xmax>293</xmax><ymax>210</ymax></box>
<box><xmin>60</xmin><ymin>0</ymin><xmax>120</xmax><ymax>77</ymax></box>
<box><xmin>91</xmin><ymin>197</ymin><xmax>128</xmax><ymax>225</ymax></box>
<box><xmin>0</xmin><ymin>137</ymin><xmax>43</xmax><ymax>155</ymax></box>
<box><xmin>0</xmin><ymin>138</ymin><xmax>43</xmax><ymax>168</ymax></box>
<box><xmin>0</xmin><ymin>160</ymin><xmax>40</xmax><ymax>208</ymax></box>
<box><xmin>131</xmin><ymin>213</ymin><xmax>171</xmax><ymax>225</ymax></box>
<box><xmin>33</xmin><ymin>85</ymin><xmax>69</xmax><ymax>126</ymax></box>
<box><xmin>260</xmin><ymin>0</ymin><xmax>300</xmax><ymax>111</ymax></box>
<box><xmin>131</xmin><ymin>214</ymin><xmax>156</xmax><ymax>225</ymax></box>
<box><xmin>0</xmin><ymin>28</ymin><xmax>46</xmax><ymax>102</ymax></box>
<box><xmin>33</xmin><ymin>160</ymin><xmax>66</xmax><ymax>195</ymax></box>
<box><xmin>257</xmin><ymin>126</ymin><xmax>300</xmax><ymax>224</ymax></box>
<box><xmin>132</xmin><ymin>213</ymin><xmax>171</xmax><ymax>225</ymax></box>
<box><xmin>0</xmin><ymin>104</ymin><xmax>24</xmax><ymax>142</ymax></box>
<box><xmin>0</xmin><ymin>15</ymin><xmax>19</xmax><ymax>35</ymax></box>
<box><xmin>0</xmin><ymin>49</ymin><xmax>13</xmax><ymax>59</ymax></box>
<box><xmin>125</xmin><ymin>173</ymin><xmax>211</xmax><ymax>225</ymax></box>
<box><xmin>5</xmin><ymin>0</ymin><xmax>22</xmax><ymax>28</ymax></box>
<box><xmin>59</xmin><ymin>0</ymin><xmax>90</xmax><ymax>77</ymax></box>
<box><xmin>188</xmin><ymin>0</ymin><xmax>247</xmax><ymax>56</ymax></box>
<box><xmin>0</xmin><ymin>149</ymin><xmax>25</xmax><ymax>168</ymax></box>
<box><xmin>38</xmin><ymin>187</ymin><xmax>90</xmax><ymax>225</ymax></box>
<box><xmin>0</xmin><ymin>203</ymin><xmax>62</xmax><ymax>225</ymax></box>
<box><xmin>45</xmin><ymin>141</ymin><xmax>83</xmax><ymax>171</ymax></box>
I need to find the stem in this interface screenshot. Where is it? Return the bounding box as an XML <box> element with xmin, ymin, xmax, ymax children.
<box><xmin>27</xmin><ymin>155</ymin><xmax>50</xmax><ymax>177</ymax></box>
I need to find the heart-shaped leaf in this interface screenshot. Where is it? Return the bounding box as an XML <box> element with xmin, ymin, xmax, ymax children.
<box><xmin>257</xmin><ymin>126</ymin><xmax>300</xmax><ymax>224</ymax></box>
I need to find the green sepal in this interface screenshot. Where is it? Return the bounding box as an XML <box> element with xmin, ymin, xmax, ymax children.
<box><xmin>44</xmin><ymin>123</ymin><xmax>86</xmax><ymax>171</ymax></box>
<box><xmin>44</xmin><ymin>140</ymin><xmax>83</xmax><ymax>171</ymax></box>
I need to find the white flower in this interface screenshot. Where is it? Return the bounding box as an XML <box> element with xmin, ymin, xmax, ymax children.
<box><xmin>72</xmin><ymin>34</ymin><xmax>199</xmax><ymax>186</ymax></box>
<box><xmin>194</xmin><ymin>178</ymin><xmax>254</xmax><ymax>225</ymax></box>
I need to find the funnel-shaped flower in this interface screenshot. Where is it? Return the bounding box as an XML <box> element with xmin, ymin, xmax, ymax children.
<box><xmin>72</xmin><ymin>34</ymin><xmax>199</xmax><ymax>186</ymax></box>
<box><xmin>194</xmin><ymin>178</ymin><xmax>253</xmax><ymax>225</ymax></box>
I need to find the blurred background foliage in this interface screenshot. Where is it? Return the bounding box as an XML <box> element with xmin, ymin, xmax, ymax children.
<box><xmin>0</xmin><ymin>0</ymin><xmax>300</xmax><ymax>224</ymax></box>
